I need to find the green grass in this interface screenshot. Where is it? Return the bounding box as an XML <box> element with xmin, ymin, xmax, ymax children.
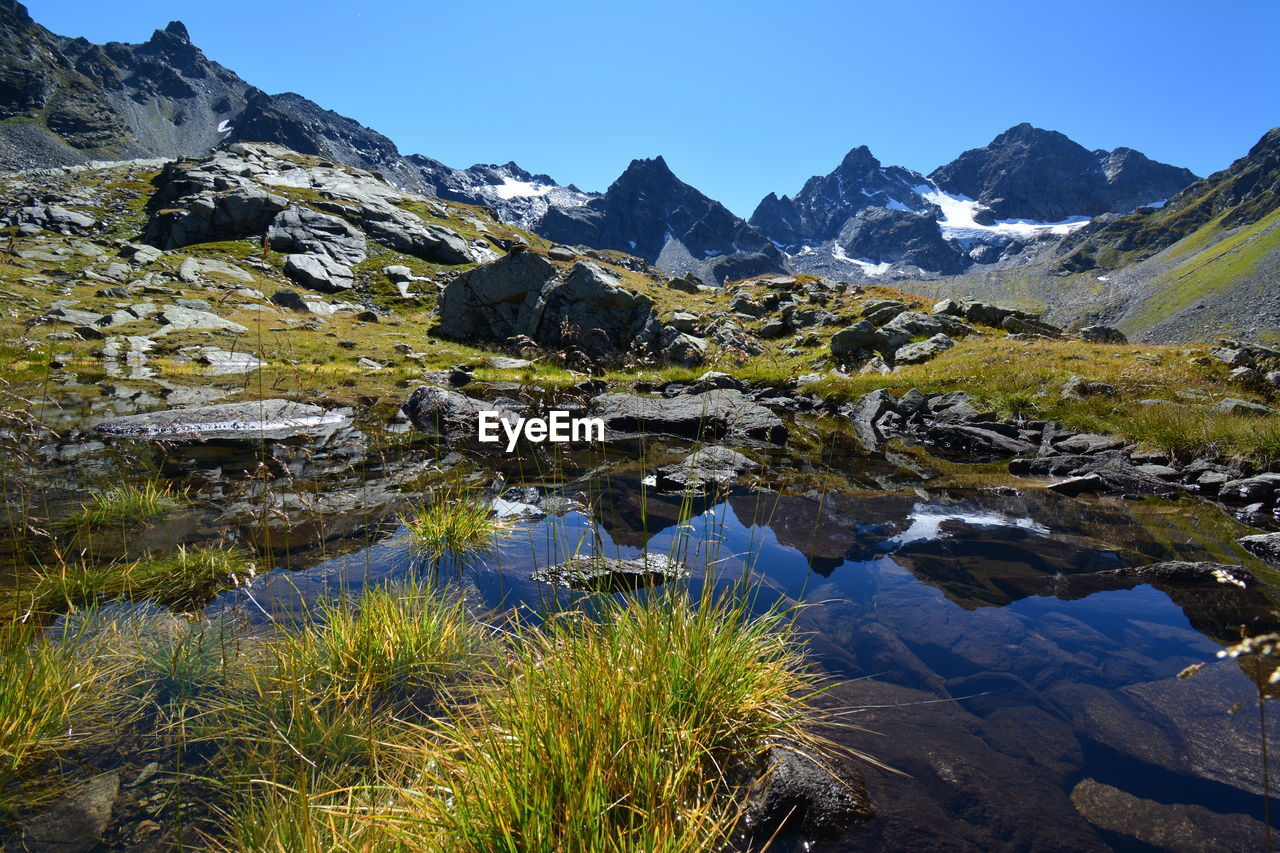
<box><xmin>406</xmin><ymin>586</ymin><xmax>828</xmax><ymax>853</ymax></box>
<box><xmin>17</xmin><ymin>545</ymin><xmax>253</xmax><ymax>616</ymax></box>
<box><xmin>401</xmin><ymin>488</ymin><xmax>513</xmax><ymax>566</ymax></box>
<box><xmin>68</xmin><ymin>478</ymin><xmax>181</xmax><ymax>529</ymax></box>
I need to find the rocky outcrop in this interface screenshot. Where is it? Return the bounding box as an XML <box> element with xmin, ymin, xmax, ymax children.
<box><xmin>438</xmin><ymin>253</ymin><xmax>670</xmax><ymax>360</ymax></box>
<box><xmin>931</xmin><ymin>123</ymin><xmax>1197</xmax><ymax>222</ymax></box>
<box><xmin>267</xmin><ymin>205</ymin><xmax>366</xmax><ymax>265</ymax></box>
<box><xmin>655</xmin><ymin>446</ymin><xmax>759</xmax><ymax>491</ymax></box>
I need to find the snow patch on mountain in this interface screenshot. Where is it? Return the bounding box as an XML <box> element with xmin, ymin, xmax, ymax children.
<box><xmin>917</xmin><ymin>186</ymin><xmax>1090</xmax><ymax>245</ymax></box>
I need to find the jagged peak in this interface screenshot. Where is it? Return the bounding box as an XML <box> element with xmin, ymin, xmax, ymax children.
<box><xmin>837</xmin><ymin>144</ymin><xmax>880</xmax><ymax>171</ymax></box>
<box><xmin>164</xmin><ymin>21</ymin><xmax>190</xmax><ymax>41</ymax></box>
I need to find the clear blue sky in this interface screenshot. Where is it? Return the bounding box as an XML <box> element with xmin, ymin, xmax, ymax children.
<box><xmin>25</xmin><ymin>0</ymin><xmax>1280</xmax><ymax>217</ymax></box>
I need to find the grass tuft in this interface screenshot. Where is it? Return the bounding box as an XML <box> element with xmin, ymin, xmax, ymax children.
<box><xmin>69</xmin><ymin>478</ymin><xmax>181</xmax><ymax>529</ymax></box>
<box><xmin>401</xmin><ymin>489</ymin><xmax>512</xmax><ymax>566</ymax></box>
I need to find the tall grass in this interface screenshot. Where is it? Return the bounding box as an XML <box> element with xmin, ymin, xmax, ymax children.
<box><xmin>401</xmin><ymin>488</ymin><xmax>512</xmax><ymax>566</ymax></box>
<box><xmin>21</xmin><ymin>545</ymin><xmax>253</xmax><ymax>615</ymax></box>
<box><xmin>69</xmin><ymin>478</ymin><xmax>181</xmax><ymax>528</ymax></box>
<box><xmin>404</xmin><ymin>586</ymin><xmax>824</xmax><ymax>852</ymax></box>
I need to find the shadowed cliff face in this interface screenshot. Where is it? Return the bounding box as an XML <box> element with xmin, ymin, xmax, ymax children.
<box><xmin>930</xmin><ymin>122</ymin><xmax>1198</xmax><ymax>222</ymax></box>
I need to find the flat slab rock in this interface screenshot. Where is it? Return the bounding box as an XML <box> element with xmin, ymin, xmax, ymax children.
<box><xmin>530</xmin><ymin>553</ymin><xmax>687</xmax><ymax>592</ymax></box>
<box><xmin>589</xmin><ymin>390</ymin><xmax>787</xmax><ymax>444</ymax></box>
<box><xmin>94</xmin><ymin>399</ymin><xmax>347</xmax><ymax>441</ymax></box>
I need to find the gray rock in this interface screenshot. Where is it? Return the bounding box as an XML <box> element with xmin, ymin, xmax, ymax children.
<box><xmin>1048</xmin><ymin>474</ymin><xmax>1106</xmax><ymax>496</ymax></box>
<box><xmin>1055</xmin><ymin>433</ymin><xmax>1125</xmax><ymax>454</ymax></box>
<box><xmin>530</xmin><ymin>553</ymin><xmax>687</xmax><ymax>592</ymax></box>
<box><xmin>843</xmin><ymin>389</ymin><xmax>898</xmax><ymax>451</ymax></box>
<box><xmin>830</xmin><ymin>321</ymin><xmax>888</xmax><ymax>357</ymax></box>
<box><xmin>589</xmin><ymin>390</ymin><xmax>787</xmax><ymax>444</ymax></box>
<box><xmin>439</xmin><ymin>255</ymin><xmax>664</xmax><ymax>360</ymax></box>
<box><xmin>860</xmin><ymin>299</ymin><xmax>908</xmax><ymax>325</ymax></box>
<box><xmin>547</xmin><ymin>246</ymin><xmax>578</xmax><ymax>262</ymax></box>
<box><xmin>95</xmin><ymin>400</ymin><xmax>345</xmax><ymax>440</ymax></box>
<box><xmin>154</xmin><ymin>306</ymin><xmax>248</xmax><ymax>334</ymax></box>
<box><xmin>402</xmin><ymin>385</ymin><xmax>518</xmax><ymax>439</ymax></box>
<box><xmin>893</xmin><ymin>333</ymin><xmax>955</xmax><ymax>366</ymax></box>
<box><xmin>146</xmin><ymin>185</ymin><xmax>289</xmax><ymax>248</ymax></box>
<box><xmin>666</xmin><ymin>274</ymin><xmax>702</xmax><ymax>294</ymax></box>
<box><xmin>283</xmin><ymin>253</ymin><xmax>354</xmax><ymax>293</ymax></box>
<box><xmin>268</xmin><ymin>206</ymin><xmax>367</xmax><ymax>265</ymax></box>
<box><xmin>1001</xmin><ymin>315</ymin><xmax>1062</xmax><ymax>337</ymax></box>
<box><xmin>1210</xmin><ymin>346</ymin><xmax>1254</xmax><ymax>368</ymax></box>
<box><xmin>1061</xmin><ymin>377</ymin><xmax>1117</xmax><ymax>399</ymax></box>
<box><xmin>195</xmin><ymin>347</ymin><xmax>265</xmax><ymax>374</ymax></box>
<box><xmin>382</xmin><ymin>265</ymin><xmax>413</xmax><ymax>282</ymax></box>
<box><xmin>922</xmin><ymin>423</ymin><xmax>1037</xmax><ymax>458</ymax></box>
<box><xmin>1238</xmin><ymin>532</ymin><xmax>1280</xmax><ymax>564</ymax></box>
<box><xmin>881</xmin><ymin>310</ymin><xmax>976</xmax><ymax>341</ymax></box>
<box><xmin>360</xmin><ymin>205</ymin><xmax>473</xmax><ymax>265</ymax></box>
<box><xmin>669</xmin><ymin>312</ymin><xmax>700</xmax><ymax>333</ymax></box>
<box><xmin>1229</xmin><ymin>366</ymin><xmax>1261</xmax><ymax>384</ymax></box>
<box><xmin>485</xmin><ymin>356</ymin><xmax>534</xmax><ymax>370</ymax></box>
<box><xmin>178</xmin><ymin>257</ymin><xmax>254</xmax><ymax>284</ymax></box>
<box><xmin>1079</xmin><ymin>325</ymin><xmax>1128</xmax><ymax>344</ymax></box>
<box><xmin>758</xmin><ymin>318</ymin><xmax>788</xmax><ymax>339</ymax></box>
<box><xmin>269</xmin><ymin>288</ymin><xmax>308</xmax><ymax>311</ymax></box>
<box><xmin>1214</xmin><ymin>398</ymin><xmax>1276</xmax><ymax>417</ymax></box>
<box><xmin>655</xmin><ymin>446</ymin><xmax>759</xmax><ymax>491</ymax></box>
<box><xmin>1218</xmin><ymin>474</ymin><xmax>1280</xmax><ymax>504</ymax></box>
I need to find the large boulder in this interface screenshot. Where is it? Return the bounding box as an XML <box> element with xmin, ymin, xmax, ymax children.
<box><xmin>401</xmin><ymin>385</ymin><xmax>517</xmax><ymax>439</ymax></box>
<box><xmin>893</xmin><ymin>333</ymin><xmax>956</xmax><ymax>366</ymax></box>
<box><xmin>830</xmin><ymin>321</ymin><xmax>888</xmax><ymax>358</ymax></box>
<box><xmin>439</xmin><ymin>255</ymin><xmax>666</xmax><ymax>359</ymax></box>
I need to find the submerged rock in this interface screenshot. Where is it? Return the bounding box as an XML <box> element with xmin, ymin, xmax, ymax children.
<box><xmin>1070</xmin><ymin>778</ymin><xmax>1265</xmax><ymax>852</ymax></box>
<box><xmin>744</xmin><ymin>746</ymin><xmax>874</xmax><ymax>839</ymax></box>
<box><xmin>655</xmin><ymin>446</ymin><xmax>758</xmax><ymax>491</ymax></box>
<box><xmin>530</xmin><ymin>553</ymin><xmax>687</xmax><ymax>592</ymax></box>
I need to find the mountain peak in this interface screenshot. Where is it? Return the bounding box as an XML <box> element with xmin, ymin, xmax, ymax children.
<box><xmin>164</xmin><ymin>21</ymin><xmax>190</xmax><ymax>41</ymax></box>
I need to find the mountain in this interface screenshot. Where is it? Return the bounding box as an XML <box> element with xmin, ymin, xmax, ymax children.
<box><xmin>1046</xmin><ymin>125</ymin><xmax>1280</xmax><ymax>341</ymax></box>
<box><xmin>0</xmin><ymin>1</ymin><xmax>251</xmax><ymax>168</ymax></box>
<box><xmin>749</xmin><ymin>145</ymin><xmax>933</xmax><ymax>247</ymax></box>
<box><xmin>929</xmin><ymin>123</ymin><xmax>1198</xmax><ymax>222</ymax></box>
<box><xmin>536</xmin><ymin>155</ymin><xmax>787</xmax><ymax>284</ymax></box>
<box><xmin>407</xmin><ymin>155</ymin><xmax>595</xmax><ymax>230</ymax></box>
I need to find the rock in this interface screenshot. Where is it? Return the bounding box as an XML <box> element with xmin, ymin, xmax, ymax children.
<box><xmin>1218</xmin><ymin>474</ymin><xmax>1280</xmax><ymax>504</ymax></box>
<box><xmin>94</xmin><ymin>399</ymin><xmax>346</xmax><ymax>440</ymax></box>
<box><xmin>1238</xmin><ymin>532</ymin><xmax>1280</xmax><ymax>564</ymax></box>
<box><xmin>1047</xmin><ymin>474</ymin><xmax>1106</xmax><ymax>496</ymax></box>
<box><xmin>860</xmin><ymin>299</ymin><xmax>908</xmax><ymax>325</ymax></box>
<box><xmin>356</xmin><ymin>357</ymin><xmax>383</xmax><ymax>370</ymax></box>
<box><xmin>530</xmin><ymin>553</ymin><xmax>687</xmax><ymax>592</ymax></box>
<box><xmin>893</xmin><ymin>333</ymin><xmax>955</xmax><ymax>366</ymax></box>
<box><xmin>669</xmin><ymin>312</ymin><xmax>700</xmax><ymax>333</ymax></box>
<box><xmin>20</xmin><ymin>772</ymin><xmax>119</xmax><ymax>853</ymax></box>
<box><xmin>858</xmin><ymin>355</ymin><xmax>892</xmax><ymax>375</ymax></box>
<box><xmin>402</xmin><ymin>385</ymin><xmax>516</xmax><ymax>439</ymax></box>
<box><xmin>1054</xmin><ymin>433</ymin><xmax>1125</xmax><ymax>454</ymax></box>
<box><xmin>1210</xmin><ymin>346</ymin><xmax>1254</xmax><ymax>368</ymax></box>
<box><xmin>931</xmin><ymin>298</ymin><xmax>962</xmax><ymax>316</ymax></box>
<box><xmin>881</xmin><ymin>311</ymin><xmax>976</xmax><ymax>341</ymax></box>
<box><xmin>439</xmin><ymin>254</ymin><xmax>664</xmax><ymax>359</ymax></box>
<box><xmin>359</xmin><ymin>205</ymin><xmax>474</xmax><ymax>265</ymax></box>
<box><xmin>960</xmin><ymin>300</ymin><xmax>1030</xmax><ymax>327</ymax></box>
<box><xmin>194</xmin><ymin>347</ymin><xmax>265</xmax><ymax>374</ymax></box>
<box><xmin>178</xmin><ymin>257</ymin><xmax>254</xmax><ymax>284</ymax></box>
<box><xmin>589</xmin><ymin>390</ymin><xmax>787</xmax><ymax>444</ymax></box>
<box><xmin>154</xmin><ymin>306</ymin><xmax>248</xmax><ymax>334</ymax></box>
<box><xmin>830</xmin><ymin>321</ymin><xmax>888</xmax><ymax>357</ymax></box>
<box><xmin>1070</xmin><ymin>778</ymin><xmax>1264</xmax><ymax>852</ymax></box>
<box><xmin>1011</xmin><ymin>452</ymin><xmax>1185</xmax><ymax>498</ymax></box>
<box><xmin>268</xmin><ymin>206</ymin><xmax>366</xmax><ymax>265</ymax></box>
<box><xmin>485</xmin><ymin>356</ymin><xmax>534</xmax><ymax>370</ymax></box>
<box><xmin>547</xmin><ymin>245</ymin><xmax>577</xmax><ymax>261</ymax></box>
<box><xmin>283</xmin><ymin>253</ymin><xmax>354</xmax><ymax>293</ymax></box>
<box><xmin>269</xmin><ymin>288</ymin><xmax>308</xmax><ymax>311</ymax></box>
<box><xmin>1002</xmin><ymin>315</ymin><xmax>1062</xmax><ymax>337</ymax></box>
<box><xmin>843</xmin><ymin>389</ymin><xmax>898</xmax><ymax>451</ymax></box>
<box><xmin>665</xmin><ymin>333</ymin><xmax>707</xmax><ymax>367</ymax></box>
<box><xmin>1214</xmin><ymin>398</ymin><xmax>1276</xmax><ymax>417</ymax></box>
<box><xmin>666</xmin><ymin>274</ymin><xmax>702</xmax><ymax>294</ymax></box>
<box><xmin>655</xmin><ymin>446</ymin><xmax>759</xmax><ymax>491</ymax></box>
<box><xmin>382</xmin><ymin>265</ymin><xmax>413</xmax><ymax>282</ymax></box>
<box><xmin>922</xmin><ymin>423</ymin><xmax>1037</xmax><ymax>459</ymax></box>
<box><xmin>1061</xmin><ymin>377</ymin><xmax>1116</xmax><ymax>399</ymax></box>
<box><xmin>1078</xmin><ymin>325</ymin><xmax>1128</xmax><ymax>344</ymax></box>
<box><xmin>146</xmin><ymin>185</ymin><xmax>289</xmax><ymax>248</ymax></box>
<box><xmin>1229</xmin><ymin>366</ymin><xmax>1261</xmax><ymax>384</ymax></box>
<box><xmin>758</xmin><ymin>318</ymin><xmax>788</xmax><ymax>339</ymax></box>
<box><xmin>744</xmin><ymin>746</ymin><xmax>873</xmax><ymax>839</ymax></box>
